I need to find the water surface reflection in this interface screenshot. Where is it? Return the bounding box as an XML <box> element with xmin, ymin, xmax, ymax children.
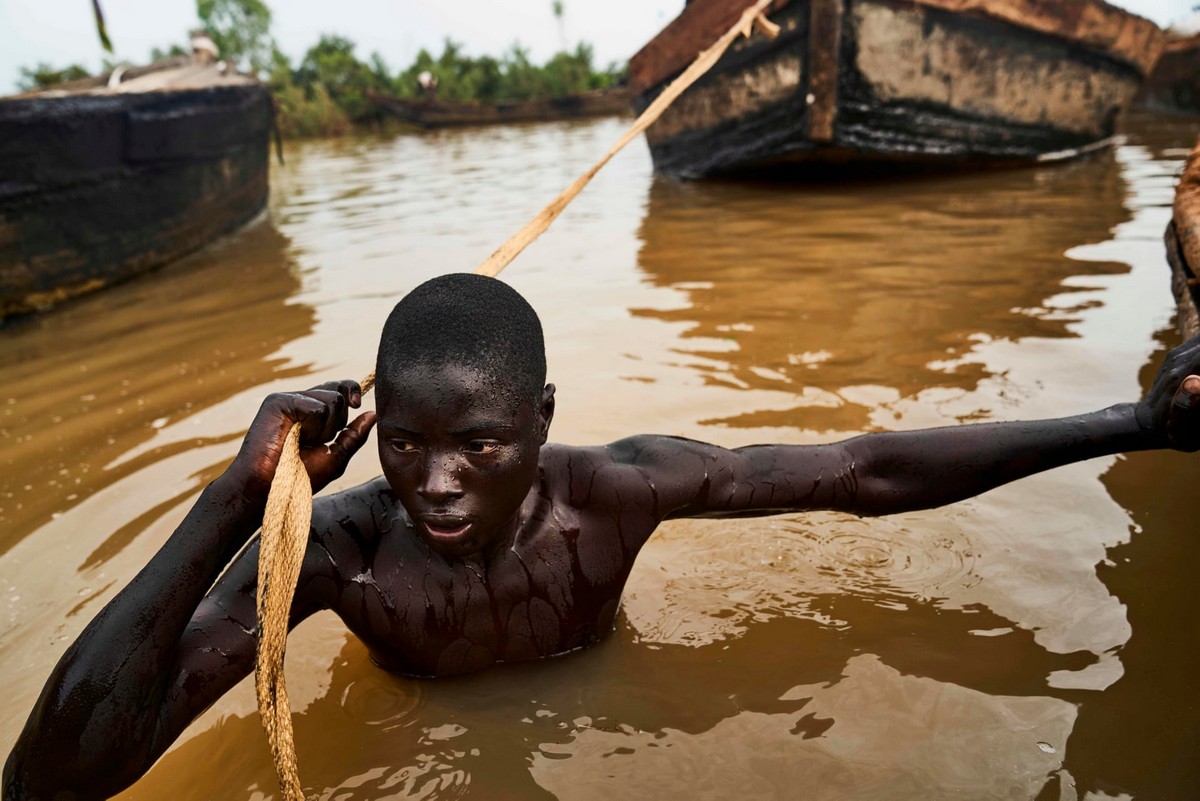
<box><xmin>0</xmin><ymin>114</ymin><xmax>1196</xmax><ymax>800</ymax></box>
<box><xmin>633</xmin><ymin>154</ymin><xmax>1130</xmax><ymax>432</ymax></box>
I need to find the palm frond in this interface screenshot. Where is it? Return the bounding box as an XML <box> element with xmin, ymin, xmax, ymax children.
<box><xmin>92</xmin><ymin>0</ymin><xmax>113</xmax><ymax>53</ymax></box>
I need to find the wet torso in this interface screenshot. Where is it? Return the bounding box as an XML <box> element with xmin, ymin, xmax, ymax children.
<box><xmin>309</xmin><ymin>445</ymin><xmax>656</xmax><ymax>676</ymax></box>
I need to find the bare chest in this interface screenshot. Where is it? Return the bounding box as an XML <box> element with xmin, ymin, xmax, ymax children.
<box><xmin>331</xmin><ymin>514</ymin><xmax>633</xmax><ymax>676</ymax></box>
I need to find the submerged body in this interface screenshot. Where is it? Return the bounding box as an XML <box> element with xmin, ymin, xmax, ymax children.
<box><xmin>6</xmin><ymin>274</ymin><xmax>1200</xmax><ymax>799</ymax></box>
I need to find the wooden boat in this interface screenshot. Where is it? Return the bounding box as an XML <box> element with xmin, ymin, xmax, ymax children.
<box><xmin>1166</xmin><ymin>135</ymin><xmax>1200</xmax><ymax>338</ymax></box>
<box><xmin>1135</xmin><ymin>33</ymin><xmax>1200</xmax><ymax>114</ymax></box>
<box><xmin>0</xmin><ymin>57</ymin><xmax>272</xmax><ymax>320</ymax></box>
<box><xmin>370</xmin><ymin>86</ymin><xmax>631</xmax><ymax>128</ymax></box>
<box><xmin>628</xmin><ymin>0</ymin><xmax>1165</xmax><ymax>178</ymax></box>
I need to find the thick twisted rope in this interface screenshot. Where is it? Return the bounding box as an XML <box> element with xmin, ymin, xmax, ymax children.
<box><xmin>255</xmin><ymin>2</ymin><xmax>780</xmax><ymax>796</ymax></box>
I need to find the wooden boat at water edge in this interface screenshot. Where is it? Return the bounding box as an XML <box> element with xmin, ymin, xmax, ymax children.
<box><xmin>0</xmin><ymin>55</ymin><xmax>272</xmax><ymax>321</ymax></box>
<box><xmin>369</xmin><ymin>86</ymin><xmax>631</xmax><ymax>128</ymax></box>
<box><xmin>1165</xmin><ymin>135</ymin><xmax>1200</xmax><ymax>339</ymax></box>
<box><xmin>629</xmin><ymin>0</ymin><xmax>1165</xmax><ymax>178</ymax></box>
<box><xmin>1135</xmin><ymin>34</ymin><xmax>1200</xmax><ymax>114</ymax></box>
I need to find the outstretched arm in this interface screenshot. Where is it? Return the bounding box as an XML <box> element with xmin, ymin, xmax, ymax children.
<box><xmin>611</xmin><ymin>337</ymin><xmax>1200</xmax><ymax>521</ymax></box>
<box><xmin>3</xmin><ymin>382</ymin><xmax>375</xmax><ymax>801</ymax></box>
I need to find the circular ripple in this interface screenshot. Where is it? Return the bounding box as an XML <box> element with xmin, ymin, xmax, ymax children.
<box><xmin>782</xmin><ymin>522</ymin><xmax>980</xmax><ymax>600</ymax></box>
<box><xmin>340</xmin><ymin>673</ymin><xmax>423</xmax><ymax>730</ymax></box>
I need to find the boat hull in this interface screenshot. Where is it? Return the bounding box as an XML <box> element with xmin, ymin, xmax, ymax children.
<box><xmin>1166</xmin><ymin>135</ymin><xmax>1200</xmax><ymax>339</ymax></box>
<box><xmin>0</xmin><ymin>84</ymin><xmax>272</xmax><ymax>320</ymax></box>
<box><xmin>630</xmin><ymin>0</ymin><xmax>1162</xmax><ymax>178</ymax></box>
<box><xmin>1136</xmin><ymin>35</ymin><xmax>1200</xmax><ymax>115</ymax></box>
<box><xmin>371</xmin><ymin>88</ymin><xmax>631</xmax><ymax>128</ymax></box>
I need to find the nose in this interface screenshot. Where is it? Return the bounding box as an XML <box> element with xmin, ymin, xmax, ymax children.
<box><xmin>417</xmin><ymin>451</ymin><xmax>464</xmax><ymax>504</ymax></box>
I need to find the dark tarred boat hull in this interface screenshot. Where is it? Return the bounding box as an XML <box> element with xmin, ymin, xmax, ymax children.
<box><xmin>0</xmin><ymin>84</ymin><xmax>272</xmax><ymax>319</ymax></box>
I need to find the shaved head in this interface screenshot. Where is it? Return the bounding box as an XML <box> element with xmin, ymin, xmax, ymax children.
<box><xmin>375</xmin><ymin>273</ymin><xmax>546</xmax><ymax>403</ymax></box>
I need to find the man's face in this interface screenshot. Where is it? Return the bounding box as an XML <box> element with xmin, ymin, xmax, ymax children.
<box><xmin>376</xmin><ymin>363</ymin><xmax>554</xmax><ymax>558</ymax></box>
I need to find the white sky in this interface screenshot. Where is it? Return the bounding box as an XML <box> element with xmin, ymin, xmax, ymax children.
<box><xmin>0</xmin><ymin>0</ymin><xmax>1194</xmax><ymax>94</ymax></box>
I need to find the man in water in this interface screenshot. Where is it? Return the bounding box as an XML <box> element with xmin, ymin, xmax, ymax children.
<box><xmin>6</xmin><ymin>273</ymin><xmax>1200</xmax><ymax>798</ymax></box>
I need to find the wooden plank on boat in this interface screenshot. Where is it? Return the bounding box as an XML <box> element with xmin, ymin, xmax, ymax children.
<box><xmin>628</xmin><ymin>0</ymin><xmax>791</xmax><ymax>94</ymax></box>
<box><xmin>910</xmin><ymin>0</ymin><xmax>1164</xmax><ymax>73</ymax></box>
<box><xmin>807</xmin><ymin>0</ymin><xmax>842</xmax><ymax>142</ymax></box>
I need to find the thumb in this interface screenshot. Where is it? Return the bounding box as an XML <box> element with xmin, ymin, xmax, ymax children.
<box><xmin>327</xmin><ymin>411</ymin><xmax>378</xmax><ymax>465</ymax></box>
<box><xmin>1167</xmin><ymin>375</ymin><xmax>1200</xmax><ymax>452</ymax></box>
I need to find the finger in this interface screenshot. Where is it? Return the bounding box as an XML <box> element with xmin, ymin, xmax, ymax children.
<box><xmin>279</xmin><ymin>393</ymin><xmax>327</xmax><ymax>427</ymax></box>
<box><xmin>240</xmin><ymin>392</ymin><xmax>329</xmax><ymax>486</ymax></box>
<box><xmin>265</xmin><ymin>393</ymin><xmax>332</xmax><ymax>452</ymax></box>
<box><xmin>310</xmin><ymin>379</ymin><xmax>363</xmax><ymax>409</ymax></box>
<box><xmin>301</xmin><ymin>388</ymin><xmax>348</xmax><ymax>442</ymax></box>
<box><xmin>1173</xmin><ymin>375</ymin><xmax>1200</xmax><ymax>411</ymax></box>
<box><xmin>325</xmin><ymin>411</ymin><xmax>378</xmax><ymax>466</ymax></box>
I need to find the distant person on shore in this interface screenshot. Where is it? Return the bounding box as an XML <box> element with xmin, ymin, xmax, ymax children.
<box><xmin>6</xmin><ymin>273</ymin><xmax>1200</xmax><ymax>798</ymax></box>
<box><xmin>418</xmin><ymin>70</ymin><xmax>439</xmax><ymax>101</ymax></box>
<box><xmin>189</xmin><ymin>30</ymin><xmax>220</xmax><ymax>66</ymax></box>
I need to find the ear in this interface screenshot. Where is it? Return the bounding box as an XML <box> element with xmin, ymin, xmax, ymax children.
<box><xmin>537</xmin><ymin>383</ymin><xmax>556</xmax><ymax>444</ymax></box>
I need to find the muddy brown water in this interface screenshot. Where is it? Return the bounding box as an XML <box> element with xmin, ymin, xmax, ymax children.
<box><xmin>2</xmin><ymin>113</ymin><xmax>1199</xmax><ymax>800</ymax></box>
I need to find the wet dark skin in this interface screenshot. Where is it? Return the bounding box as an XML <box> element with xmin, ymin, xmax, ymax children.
<box><xmin>8</xmin><ymin>336</ymin><xmax>1200</xmax><ymax>799</ymax></box>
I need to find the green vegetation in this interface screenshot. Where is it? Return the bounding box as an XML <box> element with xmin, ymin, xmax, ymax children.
<box><xmin>198</xmin><ymin>0</ymin><xmax>273</xmax><ymax>74</ymax></box>
<box><xmin>17</xmin><ymin>63</ymin><xmax>91</xmax><ymax>92</ymax></box>
<box><xmin>388</xmin><ymin>40</ymin><xmax>622</xmax><ymax>104</ymax></box>
<box><xmin>16</xmin><ymin>0</ymin><xmax>625</xmax><ymax>137</ymax></box>
<box><xmin>271</xmin><ymin>33</ymin><xmax>623</xmax><ymax>137</ymax></box>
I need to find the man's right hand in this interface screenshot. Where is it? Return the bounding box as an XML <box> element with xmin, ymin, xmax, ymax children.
<box><xmin>1136</xmin><ymin>334</ymin><xmax>1200</xmax><ymax>452</ymax></box>
<box><xmin>230</xmin><ymin>380</ymin><xmax>378</xmax><ymax>496</ymax></box>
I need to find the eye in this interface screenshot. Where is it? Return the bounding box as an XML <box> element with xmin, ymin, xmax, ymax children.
<box><xmin>465</xmin><ymin>440</ymin><xmax>500</xmax><ymax>455</ymax></box>
<box><xmin>389</xmin><ymin>439</ymin><xmax>419</xmax><ymax>454</ymax></box>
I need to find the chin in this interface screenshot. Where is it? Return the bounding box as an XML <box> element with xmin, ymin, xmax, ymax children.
<box><xmin>423</xmin><ymin>536</ymin><xmax>491</xmax><ymax>559</ymax></box>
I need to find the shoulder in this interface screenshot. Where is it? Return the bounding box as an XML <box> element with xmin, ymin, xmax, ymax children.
<box><xmin>540</xmin><ymin>435</ymin><xmax>718</xmax><ymax>471</ymax></box>
<box><xmin>537</xmin><ymin>436</ymin><xmax>725</xmax><ymax>516</ymax></box>
<box><xmin>309</xmin><ymin>476</ymin><xmax>397</xmax><ymax>563</ymax></box>
<box><xmin>604</xmin><ymin>434</ymin><xmax>725</xmax><ymax>467</ymax></box>
<box><xmin>312</xmin><ymin>475</ymin><xmax>394</xmax><ymax>528</ymax></box>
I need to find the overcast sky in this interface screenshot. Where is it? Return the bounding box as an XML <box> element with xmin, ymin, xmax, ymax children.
<box><xmin>1</xmin><ymin>0</ymin><xmax>1194</xmax><ymax>94</ymax></box>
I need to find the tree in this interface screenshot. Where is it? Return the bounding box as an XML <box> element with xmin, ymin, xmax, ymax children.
<box><xmin>369</xmin><ymin>52</ymin><xmax>394</xmax><ymax>93</ymax></box>
<box><xmin>542</xmin><ymin>42</ymin><xmax>595</xmax><ymax>97</ymax></box>
<box><xmin>296</xmin><ymin>35</ymin><xmax>381</xmax><ymax>121</ymax></box>
<box><xmin>150</xmin><ymin>44</ymin><xmax>189</xmax><ymax>62</ymax></box>
<box><xmin>197</xmin><ymin>0</ymin><xmax>274</xmax><ymax>73</ymax></box>
<box><xmin>500</xmin><ymin>42</ymin><xmax>546</xmax><ymax>100</ymax></box>
<box><xmin>17</xmin><ymin>63</ymin><xmax>91</xmax><ymax>91</ymax></box>
<box><xmin>552</xmin><ymin>1</ymin><xmax>566</xmax><ymax>52</ymax></box>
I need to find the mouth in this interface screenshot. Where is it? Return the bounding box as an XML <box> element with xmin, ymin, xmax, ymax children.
<box><xmin>419</xmin><ymin>516</ymin><xmax>473</xmax><ymax>542</ymax></box>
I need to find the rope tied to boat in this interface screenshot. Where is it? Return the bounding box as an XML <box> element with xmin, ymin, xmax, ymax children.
<box><xmin>255</xmin><ymin>2</ymin><xmax>780</xmax><ymax>796</ymax></box>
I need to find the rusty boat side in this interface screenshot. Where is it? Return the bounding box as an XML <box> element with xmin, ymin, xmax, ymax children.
<box><xmin>628</xmin><ymin>0</ymin><xmax>1165</xmax><ymax>178</ymax></box>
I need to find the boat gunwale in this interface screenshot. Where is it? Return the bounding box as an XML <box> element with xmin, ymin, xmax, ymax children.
<box><xmin>628</xmin><ymin>0</ymin><xmax>1165</xmax><ymax>95</ymax></box>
